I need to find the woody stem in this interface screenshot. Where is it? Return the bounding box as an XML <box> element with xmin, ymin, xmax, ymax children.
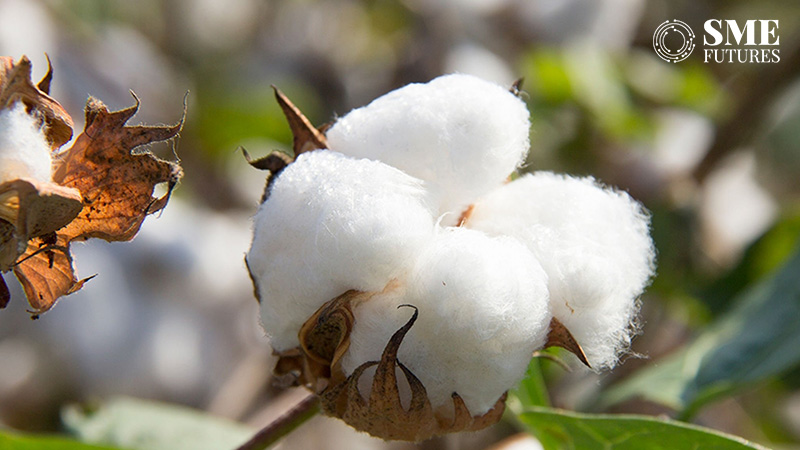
<box><xmin>235</xmin><ymin>394</ymin><xmax>320</xmax><ymax>450</ymax></box>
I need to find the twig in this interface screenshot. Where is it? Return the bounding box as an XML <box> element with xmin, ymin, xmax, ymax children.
<box><xmin>235</xmin><ymin>393</ymin><xmax>320</xmax><ymax>450</ymax></box>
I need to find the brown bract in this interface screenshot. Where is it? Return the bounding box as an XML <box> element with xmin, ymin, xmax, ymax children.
<box><xmin>0</xmin><ymin>55</ymin><xmax>184</xmax><ymax>315</ymax></box>
<box><xmin>0</xmin><ymin>56</ymin><xmax>73</xmax><ymax>149</ymax></box>
<box><xmin>277</xmin><ymin>292</ymin><xmax>506</xmax><ymax>442</ymax></box>
<box><xmin>243</xmin><ymin>87</ymin><xmax>329</xmax><ymax>204</ymax></box>
<box><xmin>546</xmin><ymin>317</ymin><xmax>591</xmax><ymax>368</ymax></box>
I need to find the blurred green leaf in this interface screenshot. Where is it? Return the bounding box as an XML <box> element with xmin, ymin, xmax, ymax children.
<box><xmin>194</xmin><ymin>81</ymin><xmax>324</xmax><ymax>158</ymax></box>
<box><xmin>702</xmin><ymin>212</ymin><xmax>800</xmax><ymax>314</ymax></box>
<box><xmin>0</xmin><ymin>431</ymin><xmax>124</xmax><ymax>450</ymax></box>
<box><xmin>518</xmin><ymin>407</ymin><xmax>768</xmax><ymax>450</ymax></box>
<box><xmin>62</xmin><ymin>397</ymin><xmax>254</xmax><ymax>450</ymax></box>
<box><xmin>195</xmin><ymin>84</ymin><xmax>290</xmax><ymax>157</ymax></box>
<box><xmin>675</xmin><ymin>64</ymin><xmax>725</xmax><ymax>115</ymax></box>
<box><xmin>601</xmin><ymin>244</ymin><xmax>800</xmax><ymax>417</ymax></box>
<box><xmin>522</xmin><ymin>49</ymin><xmax>573</xmax><ymax>104</ymax></box>
<box><xmin>562</xmin><ymin>43</ymin><xmax>651</xmax><ymax>140</ymax></box>
<box><xmin>509</xmin><ymin>359</ymin><xmax>551</xmax><ymax>412</ymax></box>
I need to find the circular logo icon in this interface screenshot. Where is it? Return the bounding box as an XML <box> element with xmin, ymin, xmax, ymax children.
<box><xmin>653</xmin><ymin>20</ymin><xmax>695</xmax><ymax>63</ymax></box>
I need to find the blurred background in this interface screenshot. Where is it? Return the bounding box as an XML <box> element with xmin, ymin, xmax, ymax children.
<box><xmin>1</xmin><ymin>0</ymin><xmax>799</xmax><ymax>448</ymax></box>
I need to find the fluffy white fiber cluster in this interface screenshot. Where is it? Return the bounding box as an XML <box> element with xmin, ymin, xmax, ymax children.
<box><xmin>0</xmin><ymin>103</ymin><xmax>53</xmax><ymax>184</ymax></box>
<box><xmin>248</xmin><ymin>150</ymin><xmax>435</xmax><ymax>351</ymax></box>
<box><xmin>247</xmin><ymin>74</ymin><xmax>656</xmax><ymax>416</ymax></box>
<box><xmin>326</xmin><ymin>74</ymin><xmax>530</xmax><ymax>221</ymax></box>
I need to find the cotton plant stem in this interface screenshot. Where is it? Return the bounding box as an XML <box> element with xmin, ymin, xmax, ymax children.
<box><xmin>235</xmin><ymin>393</ymin><xmax>320</xmax><ymax>450</ymax></box>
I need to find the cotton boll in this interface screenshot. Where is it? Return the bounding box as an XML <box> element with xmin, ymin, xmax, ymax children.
<box><xmin>467</xmin><ymin>173</ymin><xmax>655</xmax><ymax>369</ymax></box>
<box><xmin>342</xmin><ymin>227</ymin><xmax>550</xmax><ymax>416</ymax></box>
<box><xmin>247</xmin><ymin>150</ymin><xmax>436</xmax><ymax>351</ymax></box>
<box><xmin>326</xmin><ymin>74</ymin><xmax>530</xmax><ymax>220</ymax></box>
<box><xmin>0</xmin><ymin>103</ymin><xmax>52</xmax><ymax>183</ymax></box>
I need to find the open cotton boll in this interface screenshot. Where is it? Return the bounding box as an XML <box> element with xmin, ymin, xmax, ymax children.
<box><xmin>0</xmin><ymin>103</ymin><xmax>52</xmax><ymax>183</ymax></box>
<box><xmin>247</xmin><ymin>150</ymin><xmax>436</xmax><ymax>351</ymax></box>
<box><xmin>466</xmin><ymin>173</ymin><xmax>655</xmax><ymax>369</ymax></box>
<box><xmin>342</xmin><ymin>227</ymin><xmax>550</xmax><ymax>416</ymax></box>
<box><xmin>326</xmin><ymin>74</ymin><xmax>530</xmax><ymax>220</ymax></box>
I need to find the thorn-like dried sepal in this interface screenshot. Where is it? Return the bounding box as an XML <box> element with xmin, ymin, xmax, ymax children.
<box><xmin>272</xmin><ymin>86</ymin><xmax>328</xmax><ymax>156</ymax></box>
<box><xmin>298</xmin><ymin>302</ymin><xmax>507</xmax><ymax>441</ymax></box>
<box><xmin>546</xmin><ymin>317</ymin><xmax>591</xmax><ymax>368</ymax></box>
<box><xmin>242</xmin><ymin>148</ymin><xmax>293</xmax><ymax>173</ymax></box>
<box><xmin>509</xmin><ymin>77</ymin><xmax>524</xmax><ymax>97</ymax></box>
<box><xmin>241</xmin><ymin>148</ymin><xmax>294</xmax><ymax>204</ymax></box>
<box><xmin>247</xmin><ymin>88</ymin><xmax>329</xmax><ymax>203</ymax></box>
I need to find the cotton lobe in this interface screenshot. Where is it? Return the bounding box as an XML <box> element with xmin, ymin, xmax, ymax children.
<box><xmin>466</xmin><ymin>172</ymin><xmax>656</xmax><ymax>368</ymax></box>
<box><xmin>246</xmin><ymin>150</ymin><xmax>435</xmax><ymax>351</ymax></box>
<box><xmin>326</xmin><ymin>74</ymin><xmax>530</xmax><ymax>220</ymax></box>
<box><xmin>0</xmin><ymin>103</ymin><xmax>52</xmax><ymax>183</ymax></box>
<box><xmin>341</xmin><ymin>227</ymin><xmax>550</xmax><ymax>415</ymax></box>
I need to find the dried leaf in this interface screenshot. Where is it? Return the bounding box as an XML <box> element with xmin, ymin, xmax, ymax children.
<box><xmin>0</xmin><ymin>59</ymin><xmax>183</xmax><ymax>315</ymax></box>
<box><xmin>0</xmin><ymin>56</ymin><xmax>79</xmax><ymax>280</ymax></box>
<box><xmin>0</xmin><ymin>56</ymin><xmax>73</xmax><ymax>149</ymax></box>
<box><xmin>12</xmin><ymin>236</ymin><xmax>92</xmax><ymax>315</ymax></box>
<box><xmin>546</xmin><ymin>317</ymin><xmax>591</xmax><ymax>368</ymax></box>
<box><xmin>53</xmin><ymin>94</ymin><xmax>183</xmax><ymax>242</ymax></box>
<box><xmin>272</xmin><ymin>86</ymin><xmax>328</xmax><ymax>156</ymax></box>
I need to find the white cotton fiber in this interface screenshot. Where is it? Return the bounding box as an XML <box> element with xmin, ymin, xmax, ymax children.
<box><xmin>247</xmin><ymin>150</ymin><xmax>436</xmax><ymax>351</ymax></box>
<box><xmin>326</xmin><ymin>74</ymin><xmax>530</xmax><ymax>220</ymax></box>
<box><xmin>466</xmin><ymin>173</ymin><xmax>655</xmax><ymax>369</ymax></box>
<box><xmin>341</xmin><ymin>227</ymin><xmax>550</xmax><ymax>416</ymax></box>
<box><xmin>0</xmin><ymin>103</ymin><xmax>52</xmax><ymax>184</ymax></box>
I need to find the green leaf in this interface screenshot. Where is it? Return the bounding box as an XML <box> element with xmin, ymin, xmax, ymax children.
<box><xmin>0</xmin><ymin>431</ymin><xmax>125</xmax><ymax>450</ymax></box>
<box><xmin>521</xmin><ymin>48</ymin><xmax>573</xmax><ymax>104</ymax></box>
<box><xmin>508</xmin><ymin>358</ymin><xmax>551</xmax><ymax>417</ymax></box>
<box><xmin>62</xmin><ymin>397</ymin><xmax>254</xmax><ymax>450</ymax></box>
<box><xmin>518</xmin><ymin>407</ymin><xmax>768</xmax><ymax>450</ymax></box>
<box><xmin>602</xmin><ymin>244</ymin><xmax>800</xmax><ymax>417</ymax></box>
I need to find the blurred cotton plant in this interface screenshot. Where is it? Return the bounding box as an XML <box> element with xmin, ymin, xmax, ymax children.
<box><xmin>245</xmin><ymin>74</ymin><xmax>656</xmax><ymax>441</ymax></box>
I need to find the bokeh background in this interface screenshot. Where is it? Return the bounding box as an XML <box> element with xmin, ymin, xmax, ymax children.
<box><xmin>1</xmin><ymin>0</ymin><xmax>800</xmax><ymax>448</ymax></box>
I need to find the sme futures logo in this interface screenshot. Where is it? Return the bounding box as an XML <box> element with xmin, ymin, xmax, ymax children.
<box><xmin>653</xmin><ymin>19</ymin><xmax>780</xmax><ymax>64</ymax></box>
